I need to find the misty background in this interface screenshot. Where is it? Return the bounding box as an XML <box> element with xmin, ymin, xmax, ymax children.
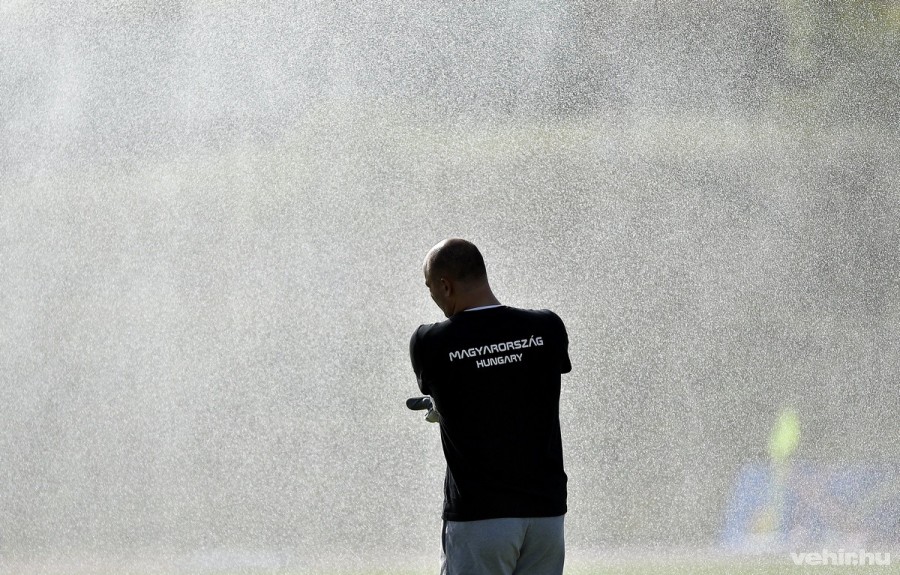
<box><xmin>2</xmin><ymin>1</ymin><xmax>898</xmax><ymax>571</ymax></box>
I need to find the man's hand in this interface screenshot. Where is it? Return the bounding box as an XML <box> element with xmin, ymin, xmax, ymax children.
<box><xmin>406</xmin><ymin>396</ymin><xmax>441</xmax><ymax>423</ymax></box>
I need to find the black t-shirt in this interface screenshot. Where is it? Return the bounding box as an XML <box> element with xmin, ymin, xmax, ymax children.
<box><xmin>409</xmin><ymin>305</ymin><xmax>571</xmax><ymax>521</ymax></box>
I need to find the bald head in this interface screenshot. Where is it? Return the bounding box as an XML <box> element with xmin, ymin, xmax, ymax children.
<box><xmin>425</xmin><ymin>238</ymin><xmax>488</xmax><ymax>284</ymax></box>
<box><xmin>423</xmin><ymin>239</ymin><xmax>499</xmax><ymax>317</ymax></box>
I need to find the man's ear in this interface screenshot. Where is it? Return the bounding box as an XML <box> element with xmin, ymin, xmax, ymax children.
<box><xmin>440</xmin><ymin>277</ymin><xmax>453</xmax><ymax>296</ymax></box>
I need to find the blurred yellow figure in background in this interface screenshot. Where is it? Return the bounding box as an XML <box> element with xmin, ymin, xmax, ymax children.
<box><xmin>769</xmin><ymin>407</ymin><xmax>801</xmax><ymax>542</ymax></box>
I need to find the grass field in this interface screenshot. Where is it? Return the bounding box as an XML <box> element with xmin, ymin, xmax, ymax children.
<box><xmin>338</xmin><ymin>561</ymin><xmax>895</xmax><ymax>575</ymax></box>
<box><xmin>301</xmin><ymin>562</ymin><xmax>896</xmax><ymax>575</ymax></box>
<box><xmin>563</xmin><ymin>561</ymin><xmax>898</xmax><ymax>574</ymax></box>
<box><xmin>3</xmin><ymin>557</ymin><xmax>896</xmax><ymax>575</ymax></box>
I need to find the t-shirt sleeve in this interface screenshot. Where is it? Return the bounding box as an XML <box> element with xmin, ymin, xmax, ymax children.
<box><xmin>409</xmin><ymin>326</ymin><xmax>431</xmax><ymax>395</ymax></box>
<box><xmin>560</xmin><ymin>329</ymin><xmax>572</xmax><ymax>374</ymax></box>
<box><xmin>550</xmin><ymin>312</ymin><xmax>572</xmax><ymax>374</ymax></box>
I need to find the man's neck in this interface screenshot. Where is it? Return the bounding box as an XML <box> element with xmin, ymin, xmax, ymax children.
<box><xmin>455</xmin><ymin>288</ymin><xmax>500</xmax><ymax>315</ymax></box>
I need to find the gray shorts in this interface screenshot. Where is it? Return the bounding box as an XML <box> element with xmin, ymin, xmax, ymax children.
<box><xmin>440</xmin><ymin>515</ymin><xmax>565</xmax><ymax>575</ymax></box>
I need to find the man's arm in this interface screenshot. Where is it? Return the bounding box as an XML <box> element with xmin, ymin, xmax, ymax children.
<box><xmin>408</xmin><ymin>326</ymin><xmax>439</xmax><ymax>423</ymax></box>
<box><xmin>409</xmin><ymin>325</ymin><xmax>431</xmax><ymax>395</ymax></box>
